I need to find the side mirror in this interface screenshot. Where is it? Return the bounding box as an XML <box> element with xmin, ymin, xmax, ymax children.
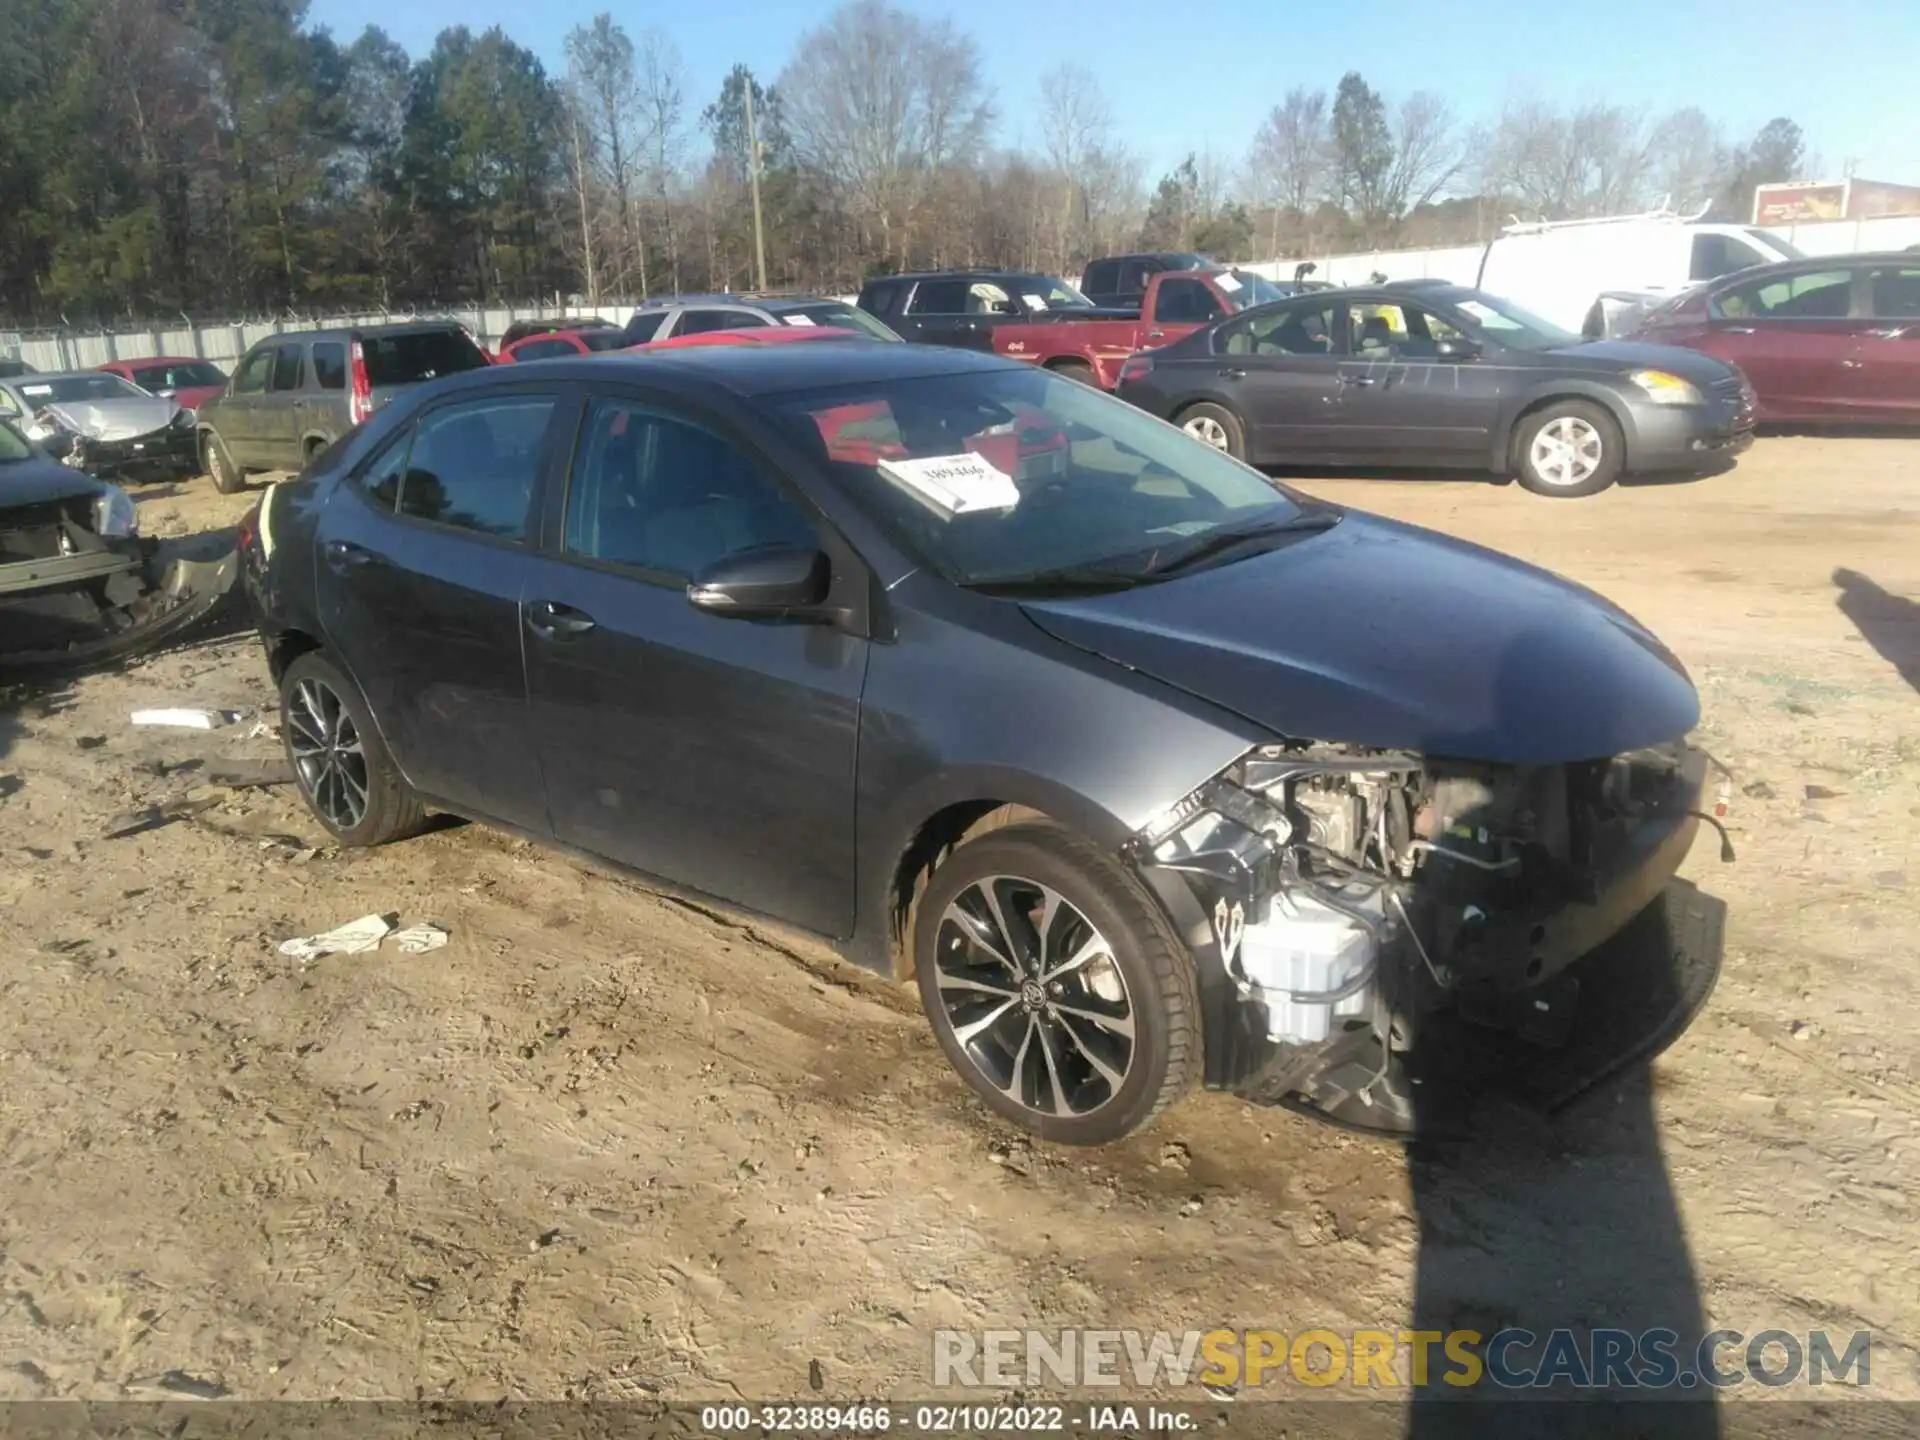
<box><xmin>1435</xmin><ymin>337</ymin><xmax>1483</xmax><ymax>361</ymax></box>
<box><xmin>687</xmin><ymin>545</ymin><xmax>832</xmax><ymax>619</ymax></box>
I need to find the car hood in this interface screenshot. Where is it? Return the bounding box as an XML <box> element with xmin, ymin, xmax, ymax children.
<box><xmin>0</xmin><ymin>456</ymin><xmax>107</xmax><ymax>509</ymax></box>
<box><xmin>1539</xmin><ymin>338</ymin><xmax>1735</xmax><ymax>385</ymax></box>
<box><xmin>38</xmin><ymin>396</ymin><xmax>182</xmax><ymax>440</ymax></box>
<box><xmin>1018</xmin><ymin>511</ymin><xmax>1699</xmax><ymax>764</ymax></box>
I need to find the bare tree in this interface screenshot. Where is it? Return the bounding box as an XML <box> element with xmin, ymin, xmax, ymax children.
<box><xmin>1382</xmin><ymin>92</ymin><xmax>1461</xmax><ymax>227</ymax></box>
<box><xmin>1482</xmin><ymin>97</ymin><xmax>1653</xmax><ymax>219</ymax></box>
<box><xmin>1246</xmin><ymin>87</ymin><xmax>1328</xmax><ymax>258</ymax></box>
<box><xmin>778</xmin><ymin>0</ymin><xmax>991</xmax><ymax>267</ymax></box>
<box><xmin>636</xmin><ymin>29</ymin><xmax>687</xmax><ymax>292</ymax></box>
<box><xmin>1038</xmin><ymin>63</ymin><xmax>1113</xmax><ymax>269</ymax></box>
<box><xmin>564</xmin><ymin>16</ymin><xmax>645</xmax><ymax>293</ymax></box>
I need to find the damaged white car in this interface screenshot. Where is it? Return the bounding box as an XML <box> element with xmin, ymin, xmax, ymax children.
<box><xmin>0</xmin><ymin>371</ymin><xmax>200</xmax><ymax>484</ymax></box>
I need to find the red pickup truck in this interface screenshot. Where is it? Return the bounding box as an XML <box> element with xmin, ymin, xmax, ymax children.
<box><xmin>992</xmin><ymin>268</ymin><xmax>1292</xmax><ymax>388</ymax></box>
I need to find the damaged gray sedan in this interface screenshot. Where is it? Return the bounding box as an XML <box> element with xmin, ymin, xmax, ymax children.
<box><xmin>0</xmin><ymin>371</ymin><xmax>200</xmax><ymax>484</ymax></box>
<box><xmin>0</xmin><ymin>421</ymin><xmax>234</xmax><ymax>671</ymax></box>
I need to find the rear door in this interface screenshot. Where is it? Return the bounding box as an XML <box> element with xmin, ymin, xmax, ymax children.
<box><xmin>1331</xmin><ymin>300</ymin><xmax>1505</xmax><ymax>460</ymax></box>
<box><xmin>518</xmin><ymin>387</ymin><xmax>866</xmax><ymax>934</ymax></box>
<box><xmin>1142</xmin><ymin>276</ymin><xmax>1226</xmax><ymax>348</ymax></box>
<box><xmin>313</xmin><ymin>384</ymin><xmax>566</xmax><ymax>829</ymax></box>
<box><xmin>1847</xmin><ymin>262</ymin><xmax>1920</xmax><ymax>421</ymax></box>
<box><xmin>1700</xmin><ymin>264</ymin><xmax>1865</xmax><ymax>420</ymax></box>
<box><xmin>1208</xmin><ymin>299</ymin><xmax>1349</xmax><ymax>460</ymax></box>
<box><xmin>256</xmin><ymin>343</ymin><xmax>307</xmax><ymax>470</ymax></box>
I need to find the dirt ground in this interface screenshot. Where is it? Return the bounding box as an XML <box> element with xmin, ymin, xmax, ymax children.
<box><xmin>1</xmin><ymin>438</ymin><xmax>1917</xmax><ymax>1417</ymax></box>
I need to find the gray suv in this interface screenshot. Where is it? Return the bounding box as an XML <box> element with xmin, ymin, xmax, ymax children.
<box><xmin>197</xmin><ymin>322</ymin><xmax>489</xmax><ymax>493</ymax></box>
<box><xmin>619</xmin><ymin>294</ymin><xmax>900</xmax><ymax>347</ymax></box>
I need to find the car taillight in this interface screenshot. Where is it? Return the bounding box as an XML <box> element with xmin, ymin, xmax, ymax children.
<box><xmin>349</xmin><ymin>343</ymin><xmax>372</xmax><ymax>425</ymax></box>
<box><xmin>1116</xmin><ymin>354</ymin><xmax>1153</xmax><ymax>387</ymax></box>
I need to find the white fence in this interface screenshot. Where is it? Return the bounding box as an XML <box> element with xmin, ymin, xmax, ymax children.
<box><xmin>1240</xmin><ymin>214</ymin><xmax>1920</xmax><ymax>289</ymax></box>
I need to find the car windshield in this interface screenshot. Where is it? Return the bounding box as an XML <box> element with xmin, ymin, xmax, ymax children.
<box><xmin>774</xmin><ymin>366</ymin><xmax>1320</xmax><ymax>588</ymax></box>
<box><xmin>362</xmin><ymin>329</ymin><xmax>490</xmax><ymax>385</ymax></box>
<box><xmin>780</xmin><ymin>302</ymin><xmax>902</xmax><ymax>341</ymax></box>
<box><xmin>1217</xmin><ymin>270</ymin><xmax>1291</xmax><ymax>307</ymax></box>
<box><xmin>0</xmin><ymin>421</ymin><xmax>32</xmax><ymax>462</ymax></box>
<box><xmin>1009</xmin><ymin>277</ymin><xmax>1096</xmax><ymax>311</ymax></box>
<box><xmin>129</xmin><ymin>361</ymin><xmax>225</xmax><ymax>391</ymax></box>
<box><xmin>1444</xmin><ymin>291</ymin><xmax>1582</xmax><ymax>351</ymax></box>
<box><xmin>14</xmin><ymin>374</ymin><xmax>146</xmax><ymax>405</ymax></box>
<box><xmin>1749</xmin><ymin>228</ymin><xmax>1803</xmax><ymax>260</ymax></box>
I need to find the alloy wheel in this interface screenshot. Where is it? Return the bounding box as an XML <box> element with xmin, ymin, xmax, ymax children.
<box><xmin>933</xmin><ymin>876</ymin><xmax>1135</xmax><ymax>1117</ymax></box>
<box><xmin>288</xmin><ymin>677</ymin><xmax>370</xmax><ymax>831</ymax></box>
<box><xmin>1183</xmin><ymin>415</ymin><xmax>1231</xmax><ymax>451</ymax></box>
<box><xmin>1529</xmin><ymin>415</ymin><xmax>1604</xmax><ymax>487</ymax></box>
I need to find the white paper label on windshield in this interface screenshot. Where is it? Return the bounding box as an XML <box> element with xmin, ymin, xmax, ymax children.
<box><xmin>1214</xmin><ymin>273</ymin><xmax>1243</xmax><ymax>292</ymax></box>
<box><xmin>876</xmin><ymin>454</ymin><xmax>1020</xmax><ymax>518</ymax></box>
<box><xmin>21</xmin><ymin>384</ymin><xmax>51</xmax><ymax>396</ymax></box>
<box><xmin>783</xmin><ymin>313</ymin><xmax>817</xmax><ymax>326</ymax></box>
<box><xmin>1020</xmin><ymin>293</ymin><xmax>1049</xmax><ymax>311</ymax></box>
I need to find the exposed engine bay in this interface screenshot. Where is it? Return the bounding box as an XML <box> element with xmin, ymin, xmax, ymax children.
<box><xmin>1127</xmin><ymin>740</ymin><xmax>1731</xmax><ymax>1132</ymax></box>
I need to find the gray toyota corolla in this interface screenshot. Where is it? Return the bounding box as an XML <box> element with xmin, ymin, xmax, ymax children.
<box><xmin>241</xmin><ymin>341</ymin><xmax>1726</xmax><ymax>1145</ymax></box>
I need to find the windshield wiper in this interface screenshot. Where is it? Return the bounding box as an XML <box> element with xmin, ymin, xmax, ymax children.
<box><xmin>1144</xmin><ymin>508</ymin><xmax>1343</xmax><ymax>576</ymax></box>
<box><xmin>961</xmin><ymin>564</ymin><xmax>1160</xmax><ymax>596</ymax></box>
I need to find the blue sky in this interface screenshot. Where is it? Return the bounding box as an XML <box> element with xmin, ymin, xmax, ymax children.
<box><xmin>308</xmin><ymin>0</ymin><xmax>1920</xmax><ymax>186</ymax></box>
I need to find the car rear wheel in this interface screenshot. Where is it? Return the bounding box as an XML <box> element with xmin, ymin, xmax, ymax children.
<box><xmin>1514</xmin><ymin>401</ymin><xmax>1622</xmax><ymax>497</ymax></box>
<box><xmin>1050</xmin><ymin>359</ymin><xmax>1097</xmax><ymax>386</ymax></box>
<box><xmin>280</xmin><ymin>651</ymin><xmax>427</xmax><ymax>847</ymax></box>
<box><xmin>913</xmin><ymin>823</ymin><xmax>1199</xmax><ymax>1145</ymax></box>
<box><xmin>1176</xmin><ymin>402</ymin><xmax>1244</xmax><ymax>460</ymax></box>
<box><xmin>204</xmin><ymin>431</ymin><xmax>244</xmax><ymax>494</ymax></box>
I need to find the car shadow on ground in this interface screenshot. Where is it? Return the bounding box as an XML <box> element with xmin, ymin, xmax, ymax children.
<box><xmin>1833</xmin><ymin>568</ymin><xmax>1920</xmax><ymax>695</ymax></box>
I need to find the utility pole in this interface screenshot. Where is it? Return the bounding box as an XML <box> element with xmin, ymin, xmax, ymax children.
<box><xmin>743</xmin><ymin>78</ymin><xmax>769</xmax><ymax>292</ymax></box>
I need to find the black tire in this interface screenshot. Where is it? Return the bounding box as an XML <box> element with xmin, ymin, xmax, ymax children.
<box><xmin>1174</xmin><ymin>401</ymin><xmax>1245</xmax><ymax>460</ymax></box>
<box><xmin>204</xmin><ymin>431</ymin><xmax>244</xmax><ymax>494</ymax></box>
<box><xmin>1050</xmin><ymin>359</ymin><xmax>1097</xmax><ymax>386</ymax></box>
<box><xmin>1512</xmin><ymin>399</ymin><xmax>1623</xmax><ymax>498</ymax></box>
<box><xmin>913</xmin><ymin>823</ymin><xmax>1200</xmax><ymax>1145</ymax></box>
<box><xmin>279</xmin><ymin>651</ymin><xmax>428</xmax><ymax>847</ymax></box>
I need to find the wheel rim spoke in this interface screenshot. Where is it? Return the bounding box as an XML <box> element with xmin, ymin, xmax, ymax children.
<box><xmin>289</xmin><ymin>677</ymin><xmax>369</xmax><ymax>830</ymax></box>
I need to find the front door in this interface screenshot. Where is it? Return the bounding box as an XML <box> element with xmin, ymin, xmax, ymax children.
<box><xmin>219</xmin><ymin>347</ymin><xmax>274</xmax><ymax>465</ymax></box>
<box><xmin>1209</xmin><ymin>299</ymin><xmax>1348</xmax><ymax>461</ymax></box>
<box><xmin>901</xmin><ymin>280</ymin><xmax>994</xmax><ymax>351</ymax></box>
<box><xmin>259</xmin><ymin>342</ymin><xmax>307</xmax><ymax>471</ymax></box>
<box><xmin>1848</xmin><ymin>262</ymin><xmax>1920</xmax><ymax>422</ymax></box>
<box><xmin>1330</xmin><ymin>300</ymin><xmax>1504</xmax><ymax>461</ymax></box>
<box><xmin>314</xmin><ymin>386</ymin><xmax>564</xmax><ymax>830</ymax></box>
<box><xmin>1702</xmin><ymin>265</ymin><xmax>1864</xmax><ymax>421</ymax></box>
<box><xmin>520</xmin><ymin>391</ymin><xmax>866</xmax><ymax>935</ymax></box>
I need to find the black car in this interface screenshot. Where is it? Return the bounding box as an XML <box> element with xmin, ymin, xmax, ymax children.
<box><xmin>1079</xmin><ymin>253</ymin><xmax>1216</xmax><ymax>309</ymax></box>
<box><xmin>1</xmin><ymin>419</ymin><xmax>234</xmax><ymax>670</ymax></box>
<box><xmin>1117</xmin><ymin>284</ymin><xmax>1756</xmax><ymax>497</ymax></box>
<box><xmin>198</xmin><ymin>321</ymin><xmax>491</xmax><ymax>494</ymax></box>
<box><xmin>856</xmin><ymin>270</ymin><xmax>1115</xmax><ymax>350</ymax></box>
<box><xmin>498</xmin><ymin>316</ymin><xmax>619</xmax><ymax>350</ymax></box>
<box><xmin>241</xmin><ymin>343</ymin><xmax>1724</xmax><ymax>1145</ymax></box>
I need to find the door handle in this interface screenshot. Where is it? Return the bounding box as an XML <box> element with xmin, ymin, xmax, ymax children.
<box><xmin>1722</xmin><ymin>326</ymin><xmax>1756</xmax><ymax>335</ymax></box>
<box><xmin>1146</xmin><ymin>330</ymin><xmax>1165</xmax><ymax>340</ymax></box>
<box><xmin>322</xmin><ymin>538</ymin><xmax>371</xmax><ymax>571</ymax></box>
<box><xmin>527</xmin><ymin>599</ymin><xmax>596</xmax><ymax>639</ymax></box>
<box><xmin>1218</xmin><ymin>366</ymin><xmax>1247</xmax><ymax>380</ymax></box>
<box><xmin>1868</xmin><ymin>326</ymin><xmax>1909</xmax><ymax>340</ymax></box>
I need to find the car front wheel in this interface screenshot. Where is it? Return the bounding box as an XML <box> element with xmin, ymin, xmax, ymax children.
<box><xmin>1176</xmin><ymin>402</ymin><xmax>1245</xmax><ymax>460</ymax></box>
<box><xmin>1513</xmin><ymin>400</ymin><xmax>1623</xmax><ymax>497</ymax></box>
<box><xmin>280</xmin><ymin>651</ymin><xmax>427</xmax><ymax>846</ymax></box>
<box><xmin>913</xmin><ymin>823</ymin><xmax>1199</xmax><ymax>1145</ymax></box>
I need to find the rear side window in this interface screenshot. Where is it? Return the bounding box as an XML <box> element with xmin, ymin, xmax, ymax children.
<box><xmin>271</xmin><ymin>345</ymin><xmax>305</xmax><ymax>391</ymax></box>
<box><xmin>362</xmin><ymin>329</ymin><xmax>489</xmax><ymax>386</ymax></box>
<box><xmin>1218</xmin><ymin>303</ymin><xmax>1340</xmax><ymax>357</ymax></box>
<box><xmin>311</xmin><ymin>342</ymin><xmax>346</xmax><ymax>390</ymax></box>
<box><xmin>674</xmin><ymin>309</ymin><xmax>763</xmax><ymax>336</ymax></box>
<box><xmin>622</xmin><ymin>311</ymin><xmax>668</xmax><ymax>345</ymax></box>
<box><xmin>233</xmin><ymin>350</ymin><xmax>272</xmax><ymax>394</ymax></box>
<box><xmin>1154</xmin><ymin>278</ymin><xmax>1224</xmax><ymax>324</ymax></box>
<box><xmin>397</xmin><ymin>395</ymin><xmax>556</xmax><ymax>540</ymax></box>
<box><xmin>1867</xmin><ymin>266</ymin><xmax>1920</xmax><ymax>319</ymax></box>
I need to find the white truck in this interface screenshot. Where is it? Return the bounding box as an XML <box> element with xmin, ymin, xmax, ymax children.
<box><xmin>1474</xmin><ymin>207</ymin><xmax>1804</xmax><ymax>339</ymax></box>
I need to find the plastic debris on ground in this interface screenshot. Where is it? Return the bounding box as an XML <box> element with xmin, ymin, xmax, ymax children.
<box><xmin>391</xmin><ymin>922</ymin><xmax>450</xmax><ymax>954</ymax></box>
<box><xmin>130</xmin><ymin>707</ymin><xmax>245</xmax><ymax>730</ymax></box>
<box><xmin>278</xmin><ymin>913</ymin><xmax>394</xmax><ymax>959</ymax></box>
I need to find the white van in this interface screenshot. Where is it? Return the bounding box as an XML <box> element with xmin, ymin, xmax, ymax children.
<box><xmin>1474</xmin><ymin>209</ymin><xmax>1804</xmax><ymax>338</ymax></box>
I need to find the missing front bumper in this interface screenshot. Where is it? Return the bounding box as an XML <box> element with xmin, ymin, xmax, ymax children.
<box><xmin>0</xmin><ymin>547</ymin><xmax>239</xmax><ymax>673</ymax></box>
<box><xmin>1234</xmin><ymin>878</ymin><xmax>1726</xmax><ymax>1140</ymax></box>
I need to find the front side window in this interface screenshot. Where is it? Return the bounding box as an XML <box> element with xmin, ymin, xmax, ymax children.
<box><xmin>1690</xmin><ymin>233</ymin><xmax>1771</xmax><ymax>282</ymax></box>
<box><xmin>775</xmin><ymin>367</ymin><xmax>1314</xmax><ymax>588</ymax></box>
<box><xmin>1218</xmin><ymin>303</ymin><xmax>1340</xmax><ymax>357</ymax></box>
<box><xmin>907</xmin><ymin>280</ymin><xmax>971</xmax><ymax>315</ymax></box>
<box><xmin>397</xmin><ymin>395</ymin><xmax>556</xmax><ymax>540</ymax></box>
<box><xmin>1715</xmin><ymin>268</ymin><xmax>1854</xmax><ymax>320</ymax></box>
<box><xmin>359</xmin><ymin>431</ymin><xmax>410</xmax><ymax>511</ymax></box>
<box><xmin>563</xmin><ymin>399</ymin><xmax>817</xmax><ymax>579</ymax></box>
<box><xmin>270</xmin><ymin>345</ymin><xmax>305</xmax><ymax>391</ymax></box>
<box><xmin>233</xmin><ymin>350</ymin><xmax>272</xmax><ymax>394</ymax></box>
<box><xmin>674</xmin><ymin>309</ymin><xmax>764</xmax><ymax>336</ymax></box>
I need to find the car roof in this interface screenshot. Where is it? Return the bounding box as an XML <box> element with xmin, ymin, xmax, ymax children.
<box><xmin>427</xmin><ymin>337</ymin><xmax>1013</xmax><ymax>400</ymax></box>
<box><xmin>105</xmin><ymin>355</ymin><xmax>212</xmax><ymax>368</ymax></box>
<box><xmin>278</xmin><ymin>321</ymin><xmax>472</xmax><ymax>342</ymax></box>
<box><xmin>1704</xmin><ymin>251</ymin><xmax>1915</xmax><ymax>285</ymax></box>
<box><xmin>4</xmin><ymin>369</ymin><xmax>141</xmax><ymax>385</ymax></box>
<box><xmin>864</xmin><ymin>270</ymin><xmax>1045</xmax><ymax>284</ymax></box>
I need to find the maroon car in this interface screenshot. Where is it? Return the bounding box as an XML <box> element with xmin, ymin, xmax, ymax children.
<box><xmin>97</xmin><ymin>357</ymin><xmax>229</xmax><ymax>414</ymax></box>
<box><xmin>1628</xmin><ymin>252</ymin><xmax>1920</xmax><ymax>424</ymax></box>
